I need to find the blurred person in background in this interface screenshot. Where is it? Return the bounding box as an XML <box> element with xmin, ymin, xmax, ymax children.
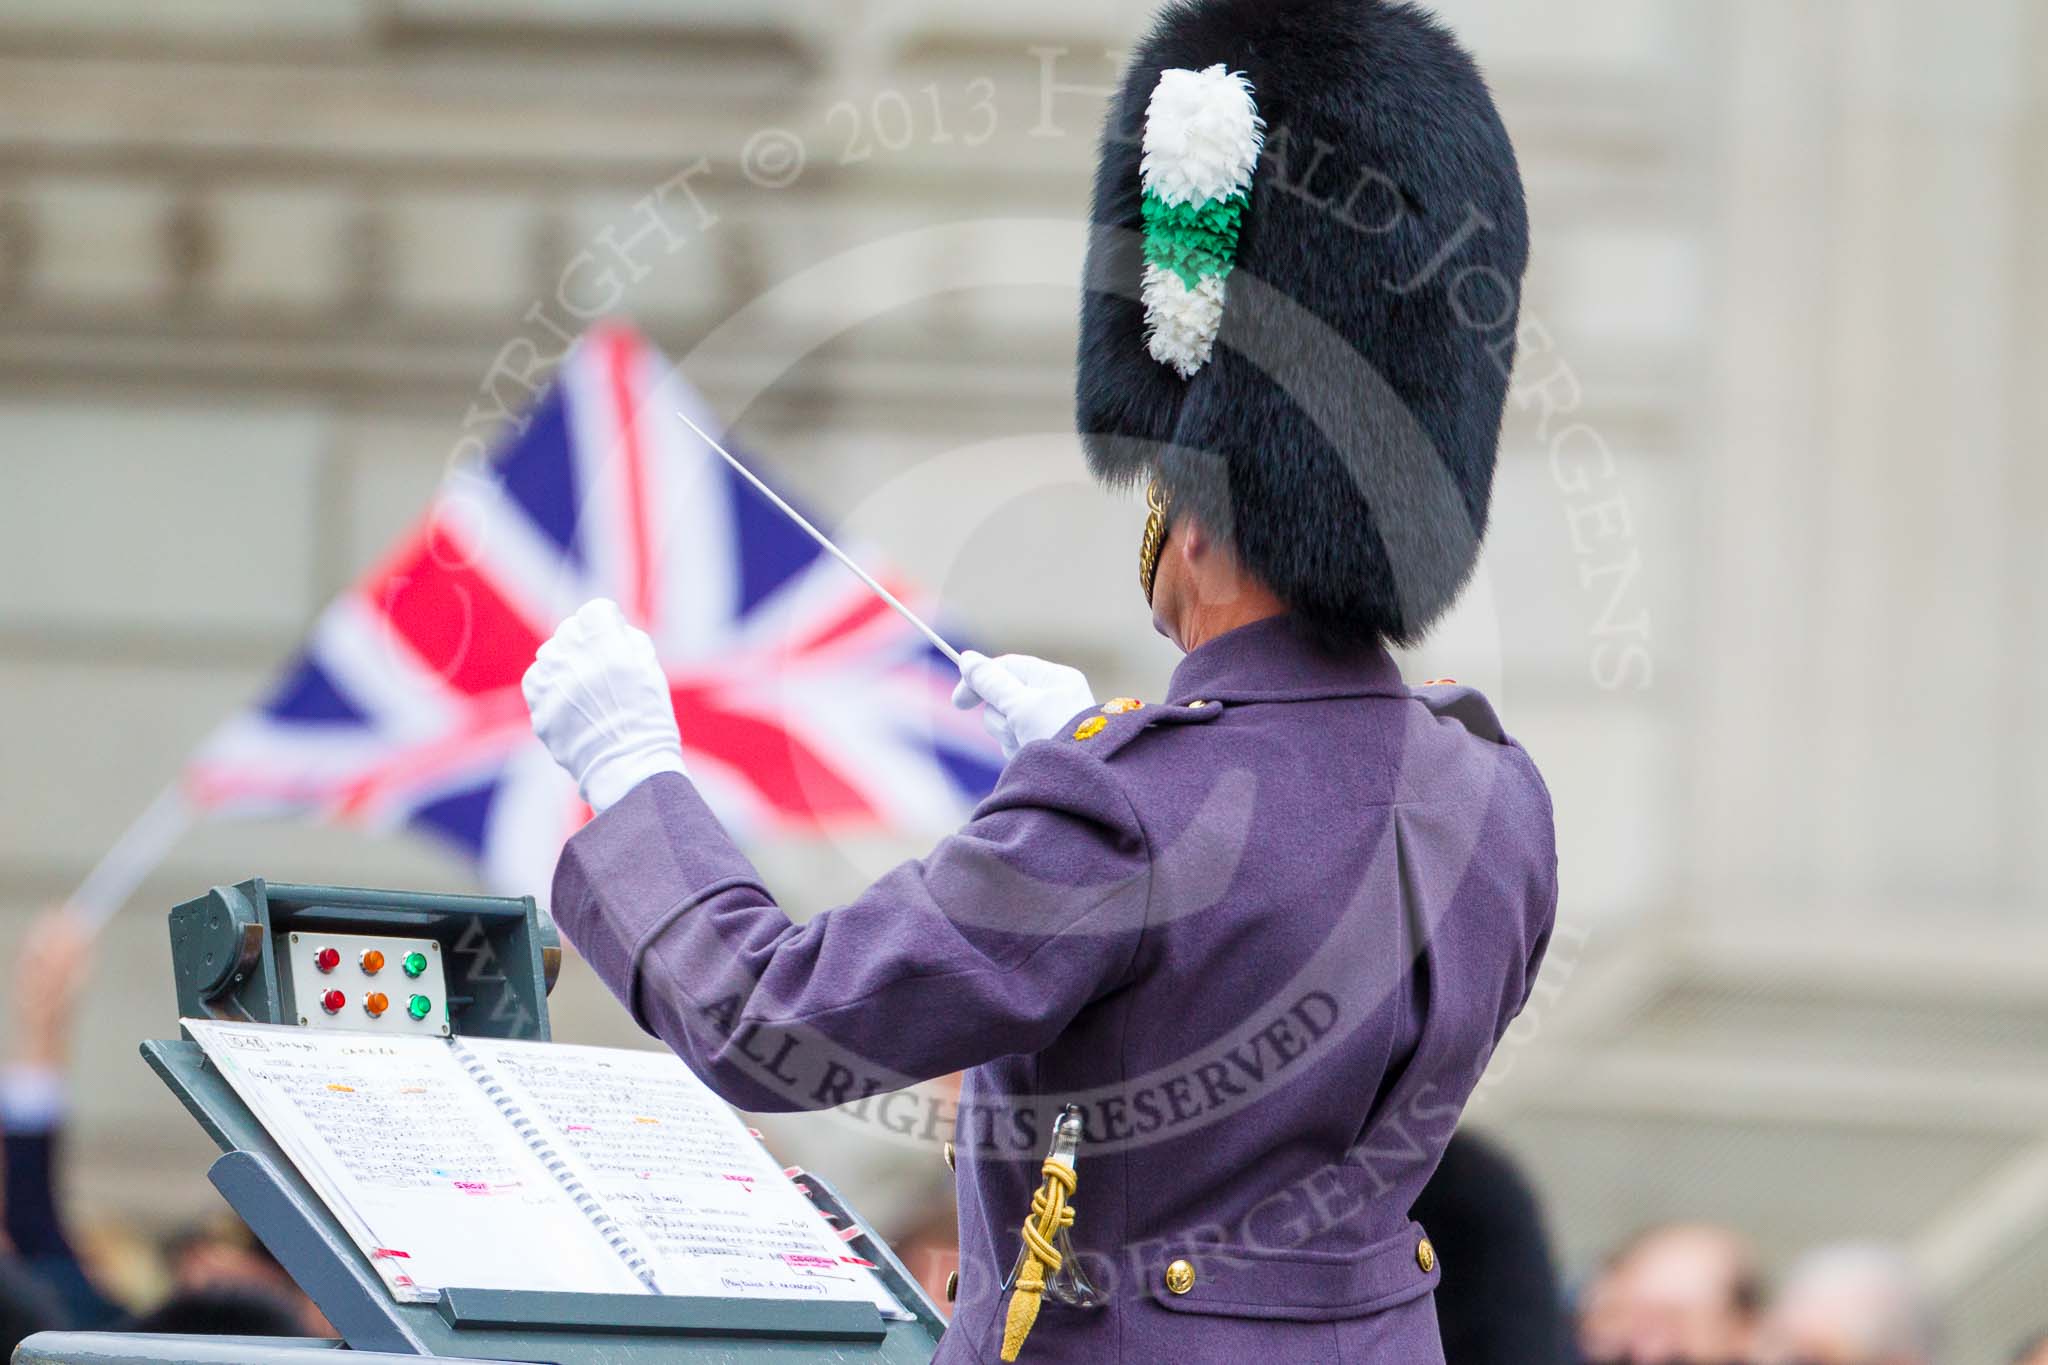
<box><xmin>0</xmin><ymin>1260</ymin><xmax>65</xmax><ymax>1360</ymax></box>
<box><xmin>893</xmin><ymin>1204</ymin><xmax>966</xmax><ymax>1317</ymax></box>
<box><xmin>2013</xmin><ymin>1331</ymin><xmax>2048</xmax><ymax>1365</ymax></box>
<box><xmin>121</xmin><ymin>1284</ymin><xmax>309</xmax><ymax>1339</ymax></box>
<box><xmin>1410</xmin><ymin>1131</ymin><xmax>1569</xmax><ymax>1364</ymax></box>
<box><xmin>153</xmin><ymin>1216</ymin><xmax>330</xmax><ymax>1338</ymax></box>
<box><xmin>1</xmin><ymin>908</ymin><xmax>331</xmax><ymax>1343</ymax></box>
<box><xmin>1754</xmin><ymin>1243</ymin><xmax>1939</xmax><ymax>1365</ymax></box>
<box><xmin>1</xmin><ymin>909</ymin><xmax>121</xmax><ymax>1330</ymax></box>
<box><xmin>0</xmin><ymin>1268</ymin><xmax>64</xmax><ymax>1358</ymax></box>
<box><xmin>1575</xmin><ymin>1223</ymin><xmax>1761</xmax><ymax>1365</ymax></box>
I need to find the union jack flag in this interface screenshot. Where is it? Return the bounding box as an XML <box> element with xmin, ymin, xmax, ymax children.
<box><xmin>186</xmin><ymin>324</ymin><xmax>1003</xmax><ymax>899</ymax></box>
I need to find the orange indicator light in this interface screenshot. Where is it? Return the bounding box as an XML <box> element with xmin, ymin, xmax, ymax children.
<box><xmin>363</xmin><ymin>992</ymin><xmax>390</xmax><ymax>1018</ymax></box>
<box><xmin>359</xmin><ymin>949</ymin><xmax>386</xmax><ymax>975</ymax></box>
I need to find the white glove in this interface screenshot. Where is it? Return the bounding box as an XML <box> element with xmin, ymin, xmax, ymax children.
<box><xmin>522</xmin><ymin>599</ymin><xmax>687</xmax><ymax>814</ymax></box>
<box><xmin>952</xmin><ymin>652</ymin><xmax>1097</xmax><ymax>760</ymax></box>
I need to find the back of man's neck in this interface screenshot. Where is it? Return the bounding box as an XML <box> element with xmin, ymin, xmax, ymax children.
<box><xmin>1178</xmin><ymin>600</ymin><xmax>1287</xmax><ymax>654</ymax></box>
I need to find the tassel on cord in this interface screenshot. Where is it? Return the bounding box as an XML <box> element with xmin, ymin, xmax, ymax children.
<box><xmin>1000</xmin><ymin>1157</ymin><xmax>1077</xmax><ymax>1362</ymax></box>
<box><xmin>997</xmin><ymin>1107</ymin><xmax>1092</xmax><ymax>1361</ymax></box>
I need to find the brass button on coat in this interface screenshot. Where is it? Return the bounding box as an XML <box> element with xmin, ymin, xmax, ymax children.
<box><xmin>943</xmin><ymin>1140</ymin><xmax>956</xmax><ymax>1172</ymax></box>
<box><xmin>1073</xmin><ymin>716</ymin><xmax>1109</xmax><ymax>741</ymax></box>
<box><xmin>1163</xmin><ymin>1259</ymin><xmax>1196</xmax><ymax>1295</ymax></box>
<box><xmin>945</xmin><ymin>1270</ymin><xmax>959</xmax><ymax>1303</ymax></box>
<box><xmin>1417</xmin><ymin>1238</ymin><xmax>1436</xmax><ymax>1273</ymax></box>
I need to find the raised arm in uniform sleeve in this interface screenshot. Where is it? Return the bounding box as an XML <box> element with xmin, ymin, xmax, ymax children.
<box><xmin>549</xmin><ymin>738</ymin><xmax>1151</xmax><ymax>1112</ymax></box>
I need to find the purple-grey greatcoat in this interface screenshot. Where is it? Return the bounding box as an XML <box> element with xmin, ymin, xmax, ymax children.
<box><xmin>552</xmin><ymin>616</ymin><xmax>1558</xmax><ymax>1363</ymax></box>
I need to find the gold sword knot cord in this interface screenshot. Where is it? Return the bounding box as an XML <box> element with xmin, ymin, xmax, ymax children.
<box><xmin>999</xmin><ymin>1159</ymin><xmax>1078</xmax><ymax>1362</ymax></box>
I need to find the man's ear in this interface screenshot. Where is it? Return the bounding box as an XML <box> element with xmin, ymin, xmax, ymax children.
<box><xmin>1178</xmin><ymin>513</ymin><xmax>1211</xmax><ymax>563</ymax></box>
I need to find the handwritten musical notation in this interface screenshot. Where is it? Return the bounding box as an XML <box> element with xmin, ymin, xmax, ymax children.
<box><xmin>244</xmin><ymin>1048</ymin><xmax>524</xmax><ymax>1191</ymax></box>
<box><xmin>186</xmin><ymin>1021</ymin><xmax>650</xmax><ymax>1302</ymax></box>
<box><xmin>183</xmin><ymin>1021</ymin><xmax>901</xmax><ymax>1317</ymax></box>
<box><xmin>460</xmin><ymin>1038</ymin><xmax>903</xmax><ymax>1316</ymax></box>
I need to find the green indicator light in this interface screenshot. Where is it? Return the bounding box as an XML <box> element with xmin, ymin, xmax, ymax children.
<box><xmin>407</xmin><ymin>994</ymin><xmax>433</xmax><ymax>1021</ymax></box>
<box><xmin>402</xmin><ymin>951</ymin><xmax>429</xmax><ymax>978</ymax></box>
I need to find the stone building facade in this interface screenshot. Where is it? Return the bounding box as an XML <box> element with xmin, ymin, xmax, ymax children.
<box><xmin>1</xmin><ymin>0</ymin><xmax>2042</xmax><ymax>1354</ymax></box>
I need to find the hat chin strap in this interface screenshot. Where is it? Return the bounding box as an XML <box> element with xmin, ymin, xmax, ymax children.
<box><xmin>1138</xmin><ymin>479</ymin><xmax>1172</xmax><ymax>605</ymax></box>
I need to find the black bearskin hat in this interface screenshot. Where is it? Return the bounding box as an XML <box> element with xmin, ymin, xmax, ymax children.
<box><xmin>1078</xmin><ymin>0</ymin><xmax>1529</xmax><ymax>648</ymax></box>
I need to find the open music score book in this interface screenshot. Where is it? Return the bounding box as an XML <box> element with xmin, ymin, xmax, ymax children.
<box><xmin>184</xmin><ymin>1020</ymin><xmax>906</xmax><ymax>1319</ymax></box>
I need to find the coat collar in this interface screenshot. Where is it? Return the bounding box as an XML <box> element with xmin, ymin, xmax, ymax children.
<box><xmin>1165</xmin><ymin>616</ymin><xmax>1408</xmax><ymax>706</ymax></box>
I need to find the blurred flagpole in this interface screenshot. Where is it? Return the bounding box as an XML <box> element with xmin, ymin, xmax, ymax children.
<box><xmin>67</xmin><ymin>784</ymin><xmax>194</xmax><ymax>931</ymax></box>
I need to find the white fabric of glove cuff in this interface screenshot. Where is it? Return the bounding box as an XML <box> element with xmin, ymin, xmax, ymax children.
<box><xmin>522</xmin><ymin>598</ymin><xmax>688</xmax><ymax>815</ymax></box>
<box><xmin>0</xmin><ymin>1065</ymin><xmax>65</xmax><ymax>1133</ymax></box>
<box><xmin>952</xmin><ymin>651</ymin><xmax>1098</xmax><ymax>760</ymax></box>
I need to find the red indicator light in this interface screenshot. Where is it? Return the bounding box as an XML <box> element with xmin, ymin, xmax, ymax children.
<box><xmin>314</xmin><ymin>947</ymin><xmax>341</xmax><ymax>973</ymax></box>
<box><xmin>359</xmin><ymin>949</ymin><xmax>386</xmax><ymax>975</ymax></box>
<box><xmin>320</xmin><ymin>989</ymin><xmax>346</xmax><ymax>1015</ymax></box>
<box><xmin>363</xmin><ymin>992</ymin><xmax>390</xmax><ymax>1018</ymax></box>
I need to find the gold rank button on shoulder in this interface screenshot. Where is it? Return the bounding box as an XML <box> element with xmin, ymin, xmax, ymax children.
<box><xmin>1164</xmin><ymin>1259</ymin><xmax>1196</xmax><ymax>1296</ymax></box>
<box><xmin>1102</xmin><ymin>697</ymin><xmax>1145</xmax><ymax>715</ymax></box>
<box><xmin>1417</xmin><ymin>1238</ymin><xmax>1436</xmax><ymax>1273</ymax></box>
<box><xmin>943</xmin><ymin>1140</ymin><xmax>956</xmax><ymax>1172</ymax></box>
<box><xmin>1073</xmin><ymin>716</ymin><xmax>1109</xmax><ymax>741</ymax></box>
<box><xmin>945</xmin><ymin>1270</ymin><xmax>959</xmax><ymax>1303</ymax></box>
<box><xmin>1186</xmin><ymin>700</ymin><xmax>1211</xmax><ymax>709</ymax></box>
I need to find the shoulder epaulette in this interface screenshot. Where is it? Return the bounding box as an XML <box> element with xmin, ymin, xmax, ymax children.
<box><xmin>1410</xmin><ymin>682</ymin><xmax>1507</xmax><ymax>745</ymax></box>
<box><xmin>1060</xmin><ymin>696</ymin><xmax>1225</xmax><ymax>761</ymax></box>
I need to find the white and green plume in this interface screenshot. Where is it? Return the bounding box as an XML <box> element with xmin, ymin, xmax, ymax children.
<box><xmin>1140</xmin><ymin>64</ymin><xmax>1264</xmax><ymax>379</ymax></box>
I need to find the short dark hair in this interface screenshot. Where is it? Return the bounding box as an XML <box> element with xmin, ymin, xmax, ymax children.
<box><xmin>124</xmin><ymin>1286</ymin><xmax>305</xmax><ymax>1338</ymax></box>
